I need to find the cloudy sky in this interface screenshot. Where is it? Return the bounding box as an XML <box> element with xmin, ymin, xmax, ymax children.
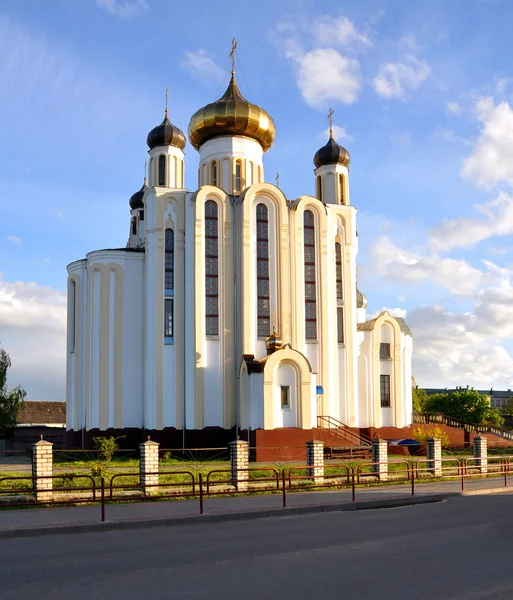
<box><xmin>2</xmin><ymin>0</ymin><xmax>513</xmax><ymax>399</ymax></box>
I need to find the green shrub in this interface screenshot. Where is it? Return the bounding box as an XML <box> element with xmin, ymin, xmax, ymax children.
<box><xmin>412</xmin><ymin>425</ymin><xmax>450</xmax><ymax>448</ymax></box>
<box><xmin>92</xmin><ymin>435</ymin><xmax>125</xmax><ymax>462</ymax></box>
<box><xmin>90</xmin><ymin>461</ymin><xmax>109</xmax><ymax>480</ymax></box>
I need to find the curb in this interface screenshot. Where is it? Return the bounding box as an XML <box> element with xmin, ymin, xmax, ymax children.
<box><xmin>0</xmin><ymin>493</ymin><xmax>450</xmax><ymax>540</ymax></box>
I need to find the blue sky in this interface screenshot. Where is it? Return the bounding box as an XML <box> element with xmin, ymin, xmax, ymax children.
<box><xmin>2</xmin><ymin>0</ymin><xmax>513</xmax><ymax>399</ymax></box>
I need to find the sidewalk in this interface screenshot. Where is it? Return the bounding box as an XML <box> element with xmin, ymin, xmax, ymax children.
<box><xmin>1</xmin><ymin>475</ymin><xmax>511</xmax><ymax>539</ymax></box>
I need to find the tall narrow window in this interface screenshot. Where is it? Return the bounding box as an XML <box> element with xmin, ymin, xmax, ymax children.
<box><xmin>281</xmin><ymin>386</ymin><xmax>290</xmax><ymax>409</ymax></box>
<box><xmin>70</xmin><ymin>280</ymin><xmax>76</xmax><ymax>352</ymax></box>
<box><xmin>235</xmin><ymin>160</ymin><xmax>242</xmax><ymax>192</ymax></box>
<box><xmin>164</xmin><ymin>299</ymin><xmax>174</xmax><ymax>338</ymax></box>
<box><xmin>339</xmin><ymin>174</ymin><xmax>345</xmax><ymax>204</ymax></box>
<box><xmin>211</xmin><ymin>161</ymin><xmax>218</xmax><ymax>187</ymax></box>
<box><xmin>335</xmin><ymin>242</ymin><xmax>343</xmax><ymax>344</ymax></box>
<box><xmin>158</xmin><ymin>155</ymin><xmax>166</xmax><ymax>186</ymax></box>
<box><xmin>316</xmin><ymin>176</ymin><xmax>323</xmax><ymax>202</ymax></box>
<box><xmin>256</xmin><ymin>203</ymin><xmax>270</xmax><ymax>338</ymax></box>
<box><xmin>205</xmin><ymin>200</ymin><xmax>219</xmax><ymax>336</ymax></box>
<box><xmin>131</xmin><ymin>218</ymin><xmax>137</xmax><ymax>236</ymax></box>
<box><xmin>165</xmin><ymin>229</ymin><xmax>174</xmax><ymax>292</ymax></box>
<box><xmin>304</xmin><ymin>210</ymin><xmax>317</xmax><ymax>340</ymax></box>
<box><xmin>164</xmin><ymin>228</ymin><xmax>174</xmax><ymax>341</ymax></box>
<box><xmin>380</xmin><ymin>374</ymin><xmax>391</xmax><ymax>407</ymax></box>
<box><xmin>380</xmin><ymin>343</ymin><xmax>391</xmax><ymax>359</ymax></box>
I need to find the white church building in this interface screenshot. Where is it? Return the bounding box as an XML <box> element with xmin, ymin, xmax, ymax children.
<box><xmin>66</xmin><ymin>63</ymin><xmax>413</xmax><ymax>448</ymax></box>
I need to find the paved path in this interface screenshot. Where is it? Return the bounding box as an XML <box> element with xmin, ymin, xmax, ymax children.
<box><xmin>0</xmin><ymin>474</ymin><xmax>509</xmax><ymax>534</ymax></box>
<box><xmin>3</xmin><ymin>493</ymin><xmax>513</xmax><ymax>599</ymax></box>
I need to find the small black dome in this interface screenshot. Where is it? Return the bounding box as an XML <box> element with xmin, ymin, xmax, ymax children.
<box><xmin>146</xmin><ymin>112</ymin><xmax>186</xmax><ymax>151</ymax></box>
<box><xmin>129</xmin><ymin>180</ymin><xmax>147</xmax><ymax>210</ymax></box>
<box><xmin>314</xmin><ymin>137</ymin><xmax>351</xmax><ymax>169</ymax></box>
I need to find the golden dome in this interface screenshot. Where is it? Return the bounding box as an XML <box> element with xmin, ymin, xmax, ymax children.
<box><xmin>188</xmin><ymin>72</ymin><xmax>276</xmax><ymax>153</ymax></box>
<box><xmin>265</xmin><ymin>328</ymin><xmax>283</xmax><ymax>353</ymax></box>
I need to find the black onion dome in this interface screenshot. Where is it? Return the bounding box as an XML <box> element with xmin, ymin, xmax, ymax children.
<box><xmin>129</xmin><ymin>180</ymin><xmax>147</xmax><ymax>210</ymax></box>
<box><xmin>146</xmin><ymin>112</ymin><xmax>186</xmax><ymax>151</ymax></box>
<box><xmin>314</xmin><ymin>137</ymin><xmax>351</xmax><ymax>169</ymax></box>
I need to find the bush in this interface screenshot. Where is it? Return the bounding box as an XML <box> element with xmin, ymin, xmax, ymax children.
<box><xmin>90</xmin><ymin>461</ymin><xmax>109</xmax><ymax>480</ymax></box>
<box><xmin>412</xmin><ymin>426</ymin><xmax>451</xmax><ymax>449</ymax></box>
<box><xmin>92</xmin><ymin>435</ymin><xmax>125</xmax><ymax>462</ymax></box>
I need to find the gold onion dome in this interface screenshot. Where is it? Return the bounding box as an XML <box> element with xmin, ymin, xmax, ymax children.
<box><xmin>356</xmin><ymin>285</ymin><xmax>368</xmax><ymax>309</ymax></box>
<box><xmin>314</xmin><ymin>135</ymin><xmax>351</xmax><ymax>168</ymax></box>
<box><xmin>147</xmin><ymin>109</ymin><xmax>186</xmax><ymax>151</ymax></box>
<box><xmin>265</xmin><ymin>328</ymin><xmax>283</xmax><ymax>353</ymax></box>
<box><xmin>188</xmin><ymin>73</ymin><xmax>276</xmax><ymax>153</ymax></box>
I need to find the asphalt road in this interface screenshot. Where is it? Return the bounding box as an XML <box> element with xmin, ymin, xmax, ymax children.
<box><xmin>2</xmin><ymin>494</ymin><xmax>513</xmax><ymax>600</ymax></box>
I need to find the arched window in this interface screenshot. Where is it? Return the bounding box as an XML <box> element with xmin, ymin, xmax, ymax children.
<box><xmin>304</xmin><ymin>210</ymin><xmax>317</xmax><ymax>340</ymax></box>
<box><xmin>164</xmin><ymin>228</ymin><xmax>174</xmax><ymax>340</ymax></box>
<box><xmin>70</xmin><ymin>280</ymin><xmax>76</xmax><ymax>352</ymax></box>
<box><xmin>335</xmin><ymin>242</ymin><xmax>344</xmax><ymax>344</ymax></box>
<box><xmin>235</xmin><ymin>160</ymin><xmax>242</xmax><ymax>192</ymax></box>
<box><xmin>256</xmin><ymin>203</ymin><xmax>270</xmax><ymax>338</ymax></box>
<box><xmin>131</xmin><ymin>218</ymin><xmax>137</xmax><ymax>236</ymax></box>
<box><xmin>339</xmin><ymin>174</ymin><xmax>345</xmax><ymax>204</ymax></box>
<box><xmin>158</xmin><ymin>155</ymin><xmax>166</xmax><ymax>186</ymax></box>
<box><xmin>316</xmin><ymin>176</ymin><xmax>323</xmax><ymax>202</ymax></box>
<box><xmin>211</xmin><ymin>161</ymin><xmax>218</xmax><ymax>187</ymax></box>
<box><xmin>205</xmin><ymin>201</ymin><xmax>219</xmax><ymax>336</ymax></box>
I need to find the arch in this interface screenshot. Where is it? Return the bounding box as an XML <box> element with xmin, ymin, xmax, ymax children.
<box><xmin>211</xmin><ymin>160</ymin><xmax>218</xmax><ymax>187</ymax></box>
<box><xmin>316</xmin><ymin>176</ymin><xmax>323</xmax><ymax>202</ymax></box>
<box><xmin>205</xmin><ymin>199</ymin><xmax>219</xmax><ymax>336</ymax></box>
<box><xmin>235</xmin><ymin>159</ymin><xmax>242</xmax><ymax>192</ymax></box>
<box><xmin>339</xmin><ymin>173</ymin><xmax>346</xmax><ymax>204</ymax></box>
<box><xmin>158</xmin><ymin>154</ymin><xmax>166</xmax><ymax>186</ymax></box>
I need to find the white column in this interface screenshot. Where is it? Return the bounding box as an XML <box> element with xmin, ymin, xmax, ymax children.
<box><xmin>306</xmin><ymin>440</ymin><xmax>324</xmax><ymax>482</ymax></box>
<box><xmin>371</xmin><ymin>439</ymin><xmax>388</xmax><ymax>481</ymax></box>
<box><xmin>32</xmin><ymin>438</ymin><xmax>53</xmax><ymax>502</ymax></box>
<box><xmin>139</xmin><ymin>438</ymin><xmax>160</xmax><ymax>495</ymax></box>
<box><xmin>427</xmin><ymin>438</ymin><xmax>442</xmax><ymax>477</ymax></box>
<box><xmin>230</xmin><ymin>440</ymin><xmax>249</xmax><ymax>491</ymax></box>
<box><xmin>473</xmin><ymin>436</ymin><xmax>487</xmax><ymax>474</ymax></box>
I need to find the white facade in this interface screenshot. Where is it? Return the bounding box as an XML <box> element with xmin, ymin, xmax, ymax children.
<box><xmin>66</xmin><ymin>74</ymin><xmax>413</xmax><ymax>438</ymax></box>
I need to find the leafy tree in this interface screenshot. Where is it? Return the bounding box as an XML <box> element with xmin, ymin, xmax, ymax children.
<box><xmin>424</xmin><ymin>389</ymin><xmax>504</xmax><ymax>427</ymax></box>
<box><xmin>412</xmin><ymin>387</ymin><xmax>428</xmax><ymax>412</ymax></box>
<box><xmin>0</xmin><ymin>347</ymin><xmax>26</xmax><ymax>439</ymax></box>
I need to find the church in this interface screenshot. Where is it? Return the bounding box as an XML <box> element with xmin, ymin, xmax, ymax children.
<box><xmin>66</xmin><ymin>52</ymin><xmax>413</xmax><ymax>449</ymax></box>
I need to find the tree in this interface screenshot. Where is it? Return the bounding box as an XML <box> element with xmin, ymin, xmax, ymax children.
<box><xmin>424</xmin><ymin>389</ymin><xmax>504</xmax><ymax>427</ymax></box>
<box><xmin>0</xmin><ymin>347</ymin><xmax>26</xmax><ymax>439</ymax></box>
<box><xmin>412</xmin><ymin>387</ymin><xmax>428</xmax><ymax>412</ymax></box>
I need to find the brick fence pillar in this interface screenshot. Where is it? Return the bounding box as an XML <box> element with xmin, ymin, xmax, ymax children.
<box><xmin>32</xmin><ymin>437</ymin><xmax>53</xmax><ymax>502</ymax></box>
<box><xmin>230</xmin><ymin>440</ymin><xmax>249</xmax><ymax>491</ymax></box>
<box><xmin>473</xmin><ymin>436</ymin><xmax>488</xmax><ymax>474</ymax></box>
<box><xmin>427</xmin><ymin>438</ymin><xmax>442</xmax><ymax>477</ymax></box>
<box><xmin>306</xmin><ymin>440</ymin><xmax>324</xmax><ymax>483</ymax></box>
<box><xmin>371</xmin><ymin>439</ymin><xmax>388</xmax><ymax>481</ymax></box>
<box><xmin>139</xmin><ymin>438</ymin><xmax>160</xmax><ymax>495</ymax></box>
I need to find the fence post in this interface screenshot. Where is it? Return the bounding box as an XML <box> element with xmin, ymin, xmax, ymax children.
<box><xmin>306</xmin><ymin>440</ymin><xmax>324</xmax><ymax>483</ymax></box>
<box><xmin>371</xmin><ymin>439</ymin><xmax>388</xmax><ymax>481</ymax></box>
<box><xmin>426</xmin><ymin>438</ymin><xmax>442</xmax><ymax>477</ymax></box>
<box><xmin>230</xmin><ymin>439</ymin><xmax>249</xmax><ymax>491</ymax></box>
<box><xmin>139</xmin><ymin>437</ymin><xmax>160</xmax><ymax>495</ymax></box>
<box><xmin>32</xmin><ymin>437</ymin><xmax>53</xmax><ymax>502</ymax></box>
<box><xmin>473</xmin><ymin>436</ymin><xmax>487</xmax><ymax>474</ymax></box>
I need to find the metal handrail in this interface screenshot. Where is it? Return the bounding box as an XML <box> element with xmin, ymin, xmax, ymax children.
<box><xmin>413</xmin><ymin>412</ymin><xmax>513</xmax><ymax>441</ymax></box>
<box><xmin>317</xmin><ymin>415</ymin><xmax>373</xmax><ymax>447</ymax></box>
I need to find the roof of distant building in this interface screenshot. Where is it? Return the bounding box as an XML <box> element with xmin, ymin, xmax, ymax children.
<box><xmin>17</xmin><ymin>401</ymin><xmax>66</xmax><ymax>426</ymax></box>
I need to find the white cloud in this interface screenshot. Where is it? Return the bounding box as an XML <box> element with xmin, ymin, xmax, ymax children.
<box><xmin>95</xmin><ymin>0</ymin><xmax>149</xmax><ymax>18</ymax></box>
<box><xmin>429</xmin><ymin>191</ymin><xmax>513</xmax><ymax>252</ymax></box>
<box><xmin>289</xmin><ymin>47</ymin><xmax>361</xmax><ymax>107</ymax></box>
<box><xmin>462</xmin><ymin>97</ymin><xmax>513</xmax><ymax>188</ymax></box>
<box><xmin>446</xmin><ymin>101</ymin><xmax>461</xmax><ymax>115</ymax></box>
<box><xmin>368</xmin><ymin>236</ymin><xmax>483</xmax><ymax>295</ymax></box>
<box><xmin>6</xmin><ymin>236</ymin><xmax>21</xmax><ymax>244</ymax></box>
<box><xmin>0</xmin><ymin>276</ymin><xmax>66</xmax><ymax>400</ymax></box>
<box><xmin>180</xmin><ymin>49</ymin><xmax>225</xmax><ymax>86</ymax></box>
<box><xmin>434</xmin><ymin>127</ymin><xmax>471</xmax><ymax>145</ymax></box>
<box><xmin>313</xmin><ymin>16</ymin><xmax>371</xmax><ymax>48</ymax></box>
<box><xmin>373</xmin><ymin>56</ymin><xmax>430</xmax><ymax>99</ymax></box>
<box><xmin>320</xmin><ymin>124</ymin><xmax>352</xmax><ymax>141</ymax></box>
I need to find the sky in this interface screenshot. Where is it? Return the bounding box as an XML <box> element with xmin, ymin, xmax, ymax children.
<box><xmin>2</xmin><ymin>0</ymin><xmax>513</xmax><ymax>399</ymax></box>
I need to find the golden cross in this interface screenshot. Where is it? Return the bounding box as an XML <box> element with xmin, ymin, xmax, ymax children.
<box><xmin>165</xmin><ymin>86</ymin><xmax>169</xmax><ymax>117</ymax></box>
<box><xmin>276</xmin><ymin>172</ymin><xmax>280</xmax><ymax>187</ymax></box>
<box><xmin>328</xmin><ymin>107</ymin><xmax>334</xmax><ymax>137</ymax></box>
<box><xmin>230</xmin><ymin>38</ymin><xmax>238</xmax><ymax>73</ymax></box>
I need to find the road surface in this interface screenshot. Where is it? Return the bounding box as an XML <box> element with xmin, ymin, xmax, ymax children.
<box><xmin>2</xmin><ymin>493</ymin><xmax>513</xmax><ymax>599</ymax></box>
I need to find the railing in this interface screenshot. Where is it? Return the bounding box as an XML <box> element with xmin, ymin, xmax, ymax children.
<box><xmin>317</xmin><ymin>415</ymin><xmax>373</xmax><ymax>447</ymax></box>
<box><xmin>413</xmin><ymin>412</ymin><xmax>513</xmax><ymax>441</ymax></box>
